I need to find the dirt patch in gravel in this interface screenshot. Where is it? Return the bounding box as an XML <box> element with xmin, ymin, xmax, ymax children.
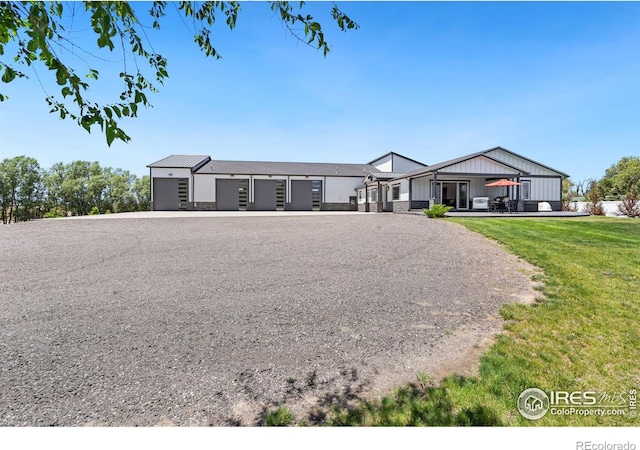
<box><xmin>0</xmin><ymin>214</ymin><xmax>541</xmax><ymax>426</ymax></box>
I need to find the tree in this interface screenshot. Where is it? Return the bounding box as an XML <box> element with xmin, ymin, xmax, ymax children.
<box><xmin>562</xmin><ymin>178</ymin><xmax>577</xmax><ymax>211</ymax></box>
<box><xmin>598</xmin><ymin>156</ymin><xmax>640</xmax><ymax>199</ymax></box>
<box><xmin>0</xmin><ymin>1</ymin><xmax>358</xmax><ymax>145</ymax></box>
<box><xmin>0</xmin><ymin>156</ymin><xmax>43</xmax><ymax>223</ymax></box>
<box><xmin>132</xmin><ymin>175</ymin><xmax>150</xmax><ymax>211</ymax></box>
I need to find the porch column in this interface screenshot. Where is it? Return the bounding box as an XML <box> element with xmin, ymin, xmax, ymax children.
<box><xmin>408</xmin><ymin>178</ymin><xmax>412</xmax><ymax>210</ymax></box>
<box><xmin>433</xmin><ymin>171</ymin><xmax>439</xmax><ymax>204</ymax></box>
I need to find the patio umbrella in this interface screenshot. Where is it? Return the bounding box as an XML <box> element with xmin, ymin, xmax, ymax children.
<box><xmin>485</xmin><ymin>179</ymin><xmax>522</xmax><ymax>199</ymax></box>
<box><xmin>484</xmin><ymin>179</ymin><xmax>521</xmax><ymax>187</ymax></box>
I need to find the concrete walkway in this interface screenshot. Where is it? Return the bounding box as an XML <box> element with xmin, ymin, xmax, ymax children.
<box><xmin>60</xmin><ymin>210</ymin><xmax>365</xmax><ymax>220</ymax></box>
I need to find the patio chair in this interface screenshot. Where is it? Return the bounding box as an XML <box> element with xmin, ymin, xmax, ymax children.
<box><xmin>507</xmin><ymin>199</ymin><xmax>519</xmax><ymax>213</ymax></box>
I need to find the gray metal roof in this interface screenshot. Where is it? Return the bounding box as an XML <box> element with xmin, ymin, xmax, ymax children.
<box><xmin>147</xmin><ymin>155</ymin><xmax>211</xmax><ymax>170</ymax></box>
<box><xmin>396</xmin><ymin>146</ymin><xmax>569</xmax><ymax>180</ymax></box>
<box><xmin>367</xmin><ymin>172</ymin><xmax>407</xmax><ymax>180</ymax></box>
<box><xmin>196</xmin><ymin>160</ymin><xmax>377</xmax><ymax>177</ymax></box>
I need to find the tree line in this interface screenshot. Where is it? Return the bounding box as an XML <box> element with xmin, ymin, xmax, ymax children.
<box><xmin>0</xmin><ymin>156</ymin><xmax>150</xmax><ymax>224</ymax></box>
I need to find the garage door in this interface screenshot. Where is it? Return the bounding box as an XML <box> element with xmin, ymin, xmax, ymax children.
<box><xmin>291</xmin><ymin>180</ymin><xmax>322</xmax><ymax>211</ymax></box>
<box><xmin>254</xmin><ymin>179</ymin><xmax>286</xmax><ymax>211</ymax></box>
<box><xmin>153</xmin><ymin>178</ymin><xmax>188</xmax><ymax>211</ymax></box>
<box><xmin>216</xmin><ymin>179</ymin><xmax>249</xmax><ymax>211</ymax></box>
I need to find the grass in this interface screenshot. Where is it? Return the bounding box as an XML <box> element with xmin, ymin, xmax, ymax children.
<box><xmin>326</xmin><ymin>217</ymin><xmax>639</xmax><ymax>426</ymax></box>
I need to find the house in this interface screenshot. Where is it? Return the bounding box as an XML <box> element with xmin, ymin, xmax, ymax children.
<box><xmin>388</xmin><ymin>147</ymin><xmax>569</xmax><ymax>212</ymax></box>
<box><xmin>148</xmin><ymin>147</ymin><xmax>568</xmax><ymax>213</ymax></box>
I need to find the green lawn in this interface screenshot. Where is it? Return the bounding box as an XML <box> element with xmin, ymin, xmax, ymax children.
<box><xmin>327</xmin><ymin>217</ymin><xmax>640</xmax><ymax>426</ymax></box>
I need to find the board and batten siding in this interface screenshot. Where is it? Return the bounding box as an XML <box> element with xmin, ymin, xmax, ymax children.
<box><xmin>485</xmin><ymin>149</ymin><xmax>560</xmax><ymax>176</ymax></box>
<box><xmin>371</xmin><ymin>154</ymin><xmax>392</xmax><ymax>172</ymax></box>
<box><xmin>193</xmin><ymin>174</ymin><xmax>215</xmax><ymax>202</ymax></box>
<box><xmin>522</xmin><ymin>177</ymin><xmax>561</xmax><ymax>201</ymax></box>
<box><xmin>438</xmin><ymin>156</ymin><xmax>521</xmax><ymax>175</ymax></box>
<box><xmin>391</xmin><ymin>155</ymin><xmax>425</xmax><ymax>173</ymax></box>
<box><xmin>411</xmin><ymin>177</ymin><xmax>431</xmax><ymax>201</ymax></box>
<box><xmin>324</xmin><ymin>177</ymin><xmax>361</xmax><ymax>203</ymax></box>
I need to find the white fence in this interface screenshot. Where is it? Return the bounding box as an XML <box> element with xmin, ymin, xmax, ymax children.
<box><xmin>572</xmin><ymin>201</ymin><xmax>639</xmax><ymax>217</ymax></box>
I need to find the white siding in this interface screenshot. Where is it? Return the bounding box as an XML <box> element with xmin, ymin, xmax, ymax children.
<box><xmin>390</xmin><ymin>179</ymin><xmax>411</xmax><ymax>202</ymax></box>
<box><xmin>391</xmin><ymin>155</ymin><xmax>425</xmax><ymax>173</ymax></box>
<box><xmin>151</xmin><ymin>167</ymin><xmax>191</xmax><ymax>179</ymax></box>
<box><xmin>439</xmin><ymin>156</ymin><xmax>520</xmax><ymax>175</ymax></box>
<box><xmin>372</xmin><ymin>156</ymin><xmax>392</xmax><ymax>172</ymax></box>
<box><xmin>485</xmin><ymin>149</ymin><xmax>562</xmax><ymax>176</ymax></box>
<box><xmin>325</xmin><ymin>176</ymin><xmax>361</xmax><ymax>203</ymax></box>
<box><xmin>523</xmin><ymin>177</ymin><xmax>561</xmax><ymax>201</ymax></box>
<box><xmin>193</xmin><ymin>175</ymin><xmax>215</xmax><ymax>202</ymax></box>
<box><xmin>357</xmin><ymin>188</ymin><xmax>366</xmax><ymax>204</ymax></box>
<box><xmin>411</xmin><ymin>177</ymin><xmax>431</xmax><ymax>200</ymax></box>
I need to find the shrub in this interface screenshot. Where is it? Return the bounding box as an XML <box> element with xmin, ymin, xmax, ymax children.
<box><xmin>423</xmin><ymin>204</ymin><xmax>453</xmax><ymax>218</ymax></box>
<box><xmin>88</xmin><ymin>206</ymin><xmax>100</xmax><ymax>215</ymax></box>
<box><xmin>262</xmin><ymin>406</ymin><xmax>294</xmax><ymax>426</ymax></box>
<box><xmin>616</xmin><ymin>189</ymin><xmax>640</xmax><ymax>218</ymax></box>
<box><xmin>582</xmin><ymin>180</ymin><xmax>606</xmax><ymax>216</ymax></box>
<box><xmin>44</xmin><ymin>208</ymin><xmax>64</xmax><ymax>218</ymax></box>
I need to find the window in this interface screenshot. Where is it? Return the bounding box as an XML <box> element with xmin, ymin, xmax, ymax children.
<box><xmin>358</xmin><ymin>189</ymin><xmax>364</xmax><ymax>202</ymax></box>
<box><xmin>392</xmin><ymin>185</ymin><xmax>400</xmax><ymax>201</ymax></box>
<box><xmin>369</xmin><ymin>188</ymin><xmax>378</xmax><ymax>202</ymax></box>
<box><xmin>522</xmin><ymin>181</ymin><xmax>531</xmax><ymax>201</ymax></box>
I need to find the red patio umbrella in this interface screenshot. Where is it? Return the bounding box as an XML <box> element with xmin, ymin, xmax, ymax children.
<box><xmin>485</xmin><ymin>179</ymin><xmax>522</xmax><ymax>201</ymax></box>
<box><xmin>484</xmin><ymin>179</ymin><xmax>521</xmax><ymax>187</ymax></box>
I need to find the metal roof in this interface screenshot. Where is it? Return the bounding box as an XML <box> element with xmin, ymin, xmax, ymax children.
<box><xmin>395</xmin><ymin>146</ymin><xmax>568</xmax><ymax>180</ymax></box>
<box><xmin>147</xmin><ymin>155</ymin><xmax>211</xmax><ymax>170</ymax></box>
<box><xmin>367</xmin><ymin>172</ymin><xmax>407</xmax><ymax>180</ymax></box>
<box><xmin>196</xmin><ymin>160</ymin><xmax>377</xmax><ymax>177</ymax></box>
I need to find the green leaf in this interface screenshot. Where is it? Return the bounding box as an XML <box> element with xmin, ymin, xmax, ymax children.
<box><xmin>1</xmin><ymin>67</ymin><xmax>16</xmax><ymax>83</ymax></box>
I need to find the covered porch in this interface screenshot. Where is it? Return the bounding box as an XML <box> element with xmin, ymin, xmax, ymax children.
<box><xmin>408</xmin><ymin>173</ymin><xmax>526</xmax><ymax>212</ymax></box>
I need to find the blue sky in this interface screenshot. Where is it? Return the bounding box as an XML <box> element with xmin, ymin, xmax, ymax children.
<box><xmin>1</xmin><ymin>1</ymin><xmax>638</xmax><ymax>181</ymax></box>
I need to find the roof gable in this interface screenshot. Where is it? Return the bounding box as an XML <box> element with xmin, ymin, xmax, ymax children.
<box><xmin>147</xmin><ymin>155</ymin><xmax>211</xmax><ymax>171</ymax></box>
<box><xmin>367</xmin><ymin>152</ymin><xmax>427</xmax><ymax>171</ymax></box>
<box><xmin>483</xmin><ymin>147</ymin><xmax>569</xmax><ymax>177</ymax></box>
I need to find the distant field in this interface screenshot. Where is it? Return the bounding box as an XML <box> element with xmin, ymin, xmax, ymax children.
<box><xmin>329</xmin><ymin>217</ymin><xmax>640</xmax><ymax>426</ymax></box>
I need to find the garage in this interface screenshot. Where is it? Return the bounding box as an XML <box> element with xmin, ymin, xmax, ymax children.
<box><xmin>291</xmin><ymin>180</ymin><xmax>322</xmax><ymax>211</ymax></box>
<box><xmin>153</xmin><ymin>178</ymin><xmax>188</xmax><ymax>211</ymax></box>
<box><xmin>216</xmin><ymin>179</ymin><xmax>249</xmax><ymax>211</ymax></box>
<box><xmin>254</xmin><ymin>179</ymin><xmax>286</xmax><ymax>211</ymax></box>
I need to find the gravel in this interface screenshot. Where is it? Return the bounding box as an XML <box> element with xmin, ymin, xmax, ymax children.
<box><xmin>0</xmin><ymin>214</ymin><xmax>538</xmax><ymax>426</ymax></box>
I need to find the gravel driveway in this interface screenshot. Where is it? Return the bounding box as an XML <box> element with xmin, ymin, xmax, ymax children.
<box><xmin>0</xmin><ymin>214</ymin><xmax>537</xmax><ymax>426</ymax></box>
